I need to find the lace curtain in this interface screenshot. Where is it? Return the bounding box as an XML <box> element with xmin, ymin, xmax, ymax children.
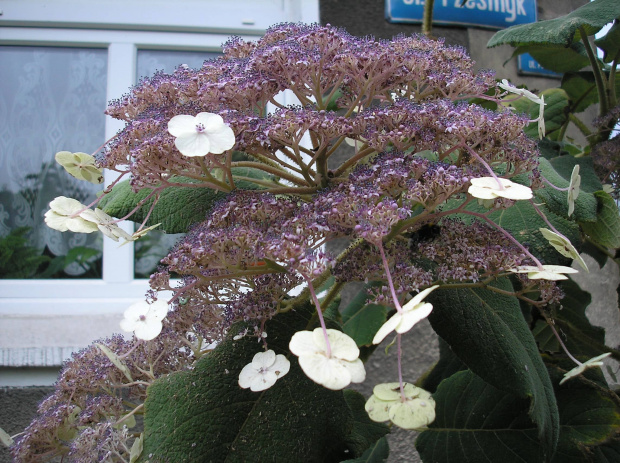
<box><xmin>0</xmin><ymin>46</ymin><xmax>107</xmax><ymax>277</ymax></box>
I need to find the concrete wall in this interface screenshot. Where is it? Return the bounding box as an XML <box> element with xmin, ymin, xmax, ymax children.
<box><xmin>4</xmin><ymin>1</ymin><xmax>618</xmax><ymax>463</ymax></box>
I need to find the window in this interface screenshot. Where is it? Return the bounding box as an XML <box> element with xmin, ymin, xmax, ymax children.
<box><xmin>0</xmin><ymin>0</ymin><xmax>319</xmax><ymax>385</ymax></box>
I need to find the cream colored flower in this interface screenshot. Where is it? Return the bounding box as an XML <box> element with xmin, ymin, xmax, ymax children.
<box><xmin>238</xmin><ymin>349</ymin><xmax>290</xmax><ymax>392</ymax></box>
<box><xmin>373</xmin><ymin>285</ymin><xmax>439</xmax><ymax>345</ymax></box>
<box><xmin>365</xmin><ymin>382</ymin><xmax>436</xmax><ymax>430</ymax></box>
<box><xmin>498</xmin><ymin>80</ymin><xmax>546</xmax><ymax>139</ymax></box>
<box><xmin>120</xmin><ymin>300</ymin><xmax>169</xmax><ymax>341</ymax></box>
<box><xmin>55</xmin><ymin>151</ymin><xmax>104</xmax><ymax>184</ymax></box>
<box><xmin>44</xmin><ymin>196</ymin><xmax>99</xmax><ymax>233</ymax></box>
<box><xmin>167</xmin><ymin>112</ymin><xmax>235</xmax><ymax>157</ymax></box>
<box><xmin>468</xmin><ymin>177</ymin><xmax>533</xmax><ymax>201</ymax></box>
<box><xmin>511</xmin><ymin>264</ymin><xmax>579</xmax><ymax>281</ymax></box>
<box><xmin>80</xmin><ymin>208</ymin><xmax>133</xmax><ymax>242</ymax></box>
<box><xmin>289</xmin><ymin>328</ymin><xmax>365</xmax><ymax>390</ymax></box>
<box><xmin>539</xmin><ymin>228</ymin><xmax>588</xmax><ymax>271</ymax></box>
<box><xmin>567</xmin><ymin>165</ymin><xmax>581</xmax><ymax>217</ymax></box>
<box><xmin>560</xmin><ymin>352</ymin><xmax>611</xmax><ymax>385</ymax></box>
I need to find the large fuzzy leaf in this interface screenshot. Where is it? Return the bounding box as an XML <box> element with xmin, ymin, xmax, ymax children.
<box><xmin>341</xmin><ymin>282</ymin><xmax>388</xmax><ymax>347</ymax></box>
<box><xmin>416</xmin><ymin>368</ymin><xmax>620</xmax><ymax>463</ymax></box>
<box><xmin>426</xmin><ymin>279</ymin><xmax>559</xmax><ymax>458</ymax></box>
<box><xmin>341</xmin><ymin>437</ymin><xmax>389</xmax><ymax>463</ymax></box>
<box><xmin>594</xmin><ymin>20</ymin><xmax>620</xmax><ymax>64</ymax></box>
<box><xmin>581</xmin><ymin>191</ymin><xmax>620</xmax><ymax>249</ymax></box>
<box><xmin>141</xmin><ymin>302</ymin><xmax>388</xmax><ymax>462</ymax></box>
<box><xmin>536</xmin><ymin>156</ymin><xmax>601</xmax><ymax>223</ymax></box>
<box><xmin>99</xmin><ymin>168</ymin><xmax>269</xmax><ymax>234</ymax></box>
<box><xmin>561</xmin><ymin>72</ymin><xmax>620</xmax><ymax>114</ymax></box>
<box><xmin>511</xmin><ymin>43</ymin><xmax>590</xmax><ymax>74</ymax></box>
<box><xmin>533</xmin><ymin>279</ymin><xmax>606</xmax><ymax>358</ymax></box>
<box><xmin>487</xmin><ymin>0</ymin><xmax>620</xmax><ymax>49</ymax></box>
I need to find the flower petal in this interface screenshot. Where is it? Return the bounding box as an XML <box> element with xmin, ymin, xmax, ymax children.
<box><xmin>388</xmin><ymin>397</ymin><xmax>436</xmax><ymax>430</ymax></box>
<box><xmin>249</xmin><ymin>370</ymin><xmax>278</xmax><ymax>392</ymax></box>
<box><xmin>251</xmin><ymin>350</ymin><xmax>276</xmax><ymax>369</ymax></box>
<box><xmin>289</xmin><ymin>330</ymin><xmax>319</xmax><ymax>356</ymax></box>
<box><xmin>133</xmin><ymin>320</ymin><xmax>163</xmax><ymax>341</ymax></box>
<box><xmin>372</xmin><ymin>312</ymin><xmax>402</xmax><ymax>345</ymax></box>
<box><xmin>167</xmin><ymin>115</ymin><xmax>199</xmax><ymax>137</ymax></box>
<box><xmin>175</xmin><ymin>132</ymin><xmax>211</xmax><ymax>157</ymax></box>
<box><xmin>365</xmin><ymin>395</ymin><xmax>392</xmax><ymax>422</ymax></box>
<box><xmin>147</xmin><ymin>300</ymin><xmax>169</xmax><ymax>321</ymax></box>
<box><xmin>405</xmin><ymin>285</ymin><xmax>439</xmax><ymax>309</ymax></box>
<box><xmin>205</xmin><ymin>124</ymin><xmax>236</xmax><ymax>154</ymax></box>
<box><xmin>298</xmin><ymin>353</ymin><xmax>351</xmax><ymax>390</ymax></box>
<box><xmin>396</xmin><ymin>302</ymin><xmax>433</xmax><ymax>334</ymax></box>
<box><xmin>313</xmin><ymin>329</ymin><xmax>359</xmax><ymax>361</ymax></box>
<box><xmin>238</xmin><ymin>363</ymin><xmax>258</xmax><ymax>389</ymax></box>
<box><xmin>341</xmin><ymin>358</ymin><xmax>365</xmax><ymax>384</ymax></box>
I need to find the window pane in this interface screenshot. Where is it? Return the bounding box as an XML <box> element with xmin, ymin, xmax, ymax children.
<box><xmin>134</xmin><ymin>49</ymin><xmax>221</xmax><ymax>278</ymax></box>
<box><xmin>0</xmin><ymin>46</ymin><xmax>107</xmax><ymax>278</ymax></box>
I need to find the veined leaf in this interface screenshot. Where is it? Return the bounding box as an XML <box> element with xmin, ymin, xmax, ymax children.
<box><xmin>341</xmin><ymin>282</ymin><xmax>389</xmax><ymax>347</ymax></box>
<box><xmin>581</xmin><ymin>191</ymin><xmax>620</xmax><ymax>249</ymax></box>
<box><xmin>426</xmin><ymin>279</ymin><xmax>559</xmax><ymax>458</ymax></box>
<box><xmin>99</xmin><ymin>168</ymin><xmax>269</xmax><ymax>234</ymax></box>
<box><xmin>594</xmin><ymin>20</ymin><xmax>620</xmax><ymax>64</ymax></box>
<box><xmin>488</xmin><ymin>0</ymin><xmax>620</xmax><ymax>49</ymax></box>
<box><xmin>340</xmin><ymin>437</ymin><xmax>389</xmax><ymax>463</ymax></box>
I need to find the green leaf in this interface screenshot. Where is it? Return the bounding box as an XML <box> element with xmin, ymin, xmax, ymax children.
<box><xmin>342</xmin><ymin>390</ymin><xmax>391</xmax><ymax>458</ymax></box>
<box><xmin>562</xmin><ymin>71</ymin><xmax>620</xmax><ymax>113</ymax></box>
<box><xmin>426</xmin><ymin>279</ymin><xmax>559</xmax><ymax>458</ymax></box>
<box><xmin>341</xmin><ymin>282</ymin><xmax>388</xmax><ymax>347</ymax></box>
<box><xmin>595</xmin><ymin>20</ymin><xmax>620</xmax><ymax>64</ymax></box>
<box><xmin>487</xmin><ymin>0</ymin><xmax>620</xmax><ymax>49</ymax></box>
<box><xmin>533</xmin><ymin>279</ymin><xmax>606</xmax><ymax>358</ymax></box>
<box><xmin>99</xmin><ymin>169</ymin><xmax>268</xmax><ymax>234</ymax></box>
<box><xmin>419</xmin><ymin>337</ymin><xmax>467</xmax><ymax>394</ymax></box>
<box><xmin>417</xmin><ymin>370</ymin><xmax>543</xmax><ymax>463</ymax></box>
<box><xmin>416</xmin><ymin>367</ymin><xmax>620</xmax><ymax>463</ymax></box>
<box><xmin>536</xmin><ymin>156</ymin><xmax>600</xmax><ymax>222</ymax></box>
<box><xmin>340</xmin><ymin>437</ymin><xmax>389</xmax><ymax>463</ymax></box>
<box><xmin>141</xmin><ymin>302</ymin><xmax>388</xmax><ymax>462</ymax></box>
<box><xmin>488</xmin><ymin>200</ymin><xmax>580</xmax><ymax>266</ymax></box>
<box><xmin>512</xmin><ymin>43</ymin><xmax>590</xmax><ymax>73</ymax></box>
<box><xmin>581</xmin><ymin>191</ymin><xmax>620</xmax><ymax>249</ymax></box>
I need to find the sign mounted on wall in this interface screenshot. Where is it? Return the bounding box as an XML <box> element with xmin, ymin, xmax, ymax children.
<box><xmin>386</xmin><ymin>0</ymin><xmax>537</xmax><ymax>30</ymax></box>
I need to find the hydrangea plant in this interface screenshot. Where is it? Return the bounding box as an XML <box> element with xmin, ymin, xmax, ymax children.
<box><xmin>6</xmin><ymin>9</ymin><xmax>620</xmax><ymax>462</ymax></box>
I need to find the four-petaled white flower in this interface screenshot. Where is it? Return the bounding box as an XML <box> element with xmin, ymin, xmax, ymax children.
<box><xmin>80</xmin><ymin>208</ymin><xmax>133</xmax><ymax>242</ymax></box>
<box><xmin>468</xmin><ymin>177</ymin><xmax>533</xmax><ymax>201</ymax></box>
<box><xmin>365</xmin><ymin>382</ymin><xmax>436</xmax><ymax>430</ymax></box>
<box><xmin>120</xmin><ymin>300</ymin><xmax>169</xmax><ymax>341</ymax></box>
<box><xmin>498</xmin><ymin>80</ymin><xmax>546</xmax><ymax>139</ymax></box>
<box><xmin>567</xmin><ymin>164</ymin><xmax>581</xmax><ymax>217</ymax></box>
<box><xmin>373</xmin><ymin>285</ymin><xmax>439</xmax><ymax>345</ymax></box>
<box><xmin>510</xmin><ymin>264</ymin><xmax>579</xmax><ymax>281</ymax></box>
<box><xmin>55</xmin><ymin>151</ymin><xmax>104</xmax><ymax>184</ymax></box>
<box><xmin>560</xmin><ymin>352</ymin><xmax>611</xmax><ymax>385</ymax></box>
<box><xmin>167</xmin><ymin>112</ymin><xmax>236</xmax><ymax>157</ymax></box>
<box><xmin>539</xmin><ymin>228</ymin><xmax>588</xmax><ymax>271</ymax></box>
<box><xmin>238</xmin><ymin>349</ymin><xmax>290</xmax><ymax>392</ymax></box>
<box><xmin>44</xmin><ymin>196</ymin><xmax>100</xmax><ymax>233</ymax></box>
<box><xmin>289</xmin><ymin>328</ymin><xmax>365</xmax><ymax>390</ymax></box>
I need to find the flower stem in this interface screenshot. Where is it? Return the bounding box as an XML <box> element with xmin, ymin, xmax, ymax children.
<box><xmin>546</xmin><ymin>317</ymin><xmax>582</xmax><ymax>366</ymax></box>
<box><xmin>378</xmin><ymin>241</ymin><xmax>403</xmax><ymax>313</ymax></box>
<box><xmin>397</xmin><ymin>334</ymin><xmax>407</xmax><ymax>401</ymax></box>
<box><xmin>304</xmin><ymin>276</ymin><xmax>332</xmax><ymax>358</ymax></box>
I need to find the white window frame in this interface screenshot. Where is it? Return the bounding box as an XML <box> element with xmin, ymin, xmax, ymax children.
<box><xmin>0</xmin><ymin>0</ymin><xmax>319</xmax><ymax>380</ymax></box>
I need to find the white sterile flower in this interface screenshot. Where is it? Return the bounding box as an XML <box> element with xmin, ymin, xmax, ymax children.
<box><xmin>289</xmin><ymin>328</ymin><xmax>365</xmax><ymax>390</ymax></box>
<box><xmin>120</xmin><ymin>300</ymin><xmax>169</xmax><ymax>341</ymax></box>
<box><xmin>567</xmin><ymin>165</ymin><xmax>581</xmax><ymax>217</ymax></box>
<box><xmin>44</xmin><ymin>196</ymin><xmax>99</xmax><ymax>233</ymax></box>
<box><xmin>55</xmin><ymin>151</ymin><xmax>104</xmax><ymax>184</ymax></box>
<box><xmin>560</xmin><ymin>352</ymin><xmax>612</xmax><ymax>385</ymax></box>
<box><xmin>167</xmin><ymin>112</ymin><xmax>235</xmax><ymax>157</ymax></box>
<box><xmin>511</xmin><ymin>264</ymin><xmax>579</xmax><ymax>281</ymax></box>
<box><xmin>468</xmin><ymin>177</ymin><xmax>533</xmax><ymax>201</ymax></box>
<box><xmin>373</xmin><ymin>285</ymin><xmax>439</xmax><ymax>345</ymax></box>
<box><xmin>238</xmin><ymin>349</ymin><xmax>290</xmax><ymax>392</ymax></box>
<box><xmin>365</xmin><ymin>382</ymin><xmax>436</xmax><ymax>430</ymax></box>
<box><xmin>537</xmin><ymin>95</ymin><xmax>546</xmax><ymax>139</ymax></box>
<box><xmin>345</xmin><ymin>137</ymin><xmax>366</xmax><ymax>150</ymax></box>
<box><xmin>539</xmin><ymin>228</ymin><xmax>588</xmax><ymax>271</ymax></box>
<box><xmin>499</xmin><ymin>79</ymin><xmax>543</xmax><ymax>105</ymax></box>
<box><xmin>80</xmin><ymin>208</ymin><xmax>133</xmax><ymax>242</ymax></box>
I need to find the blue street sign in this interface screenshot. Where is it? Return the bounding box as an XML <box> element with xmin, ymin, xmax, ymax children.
<box><xmin>517</xmin><ymin>53</ymin><xmax>562</xmax><ymax>78</ymax></box>
<box><xmin>386</xmin><ymin>0</ymin><xmax>537</xmax><ymax>30</ymax></box>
